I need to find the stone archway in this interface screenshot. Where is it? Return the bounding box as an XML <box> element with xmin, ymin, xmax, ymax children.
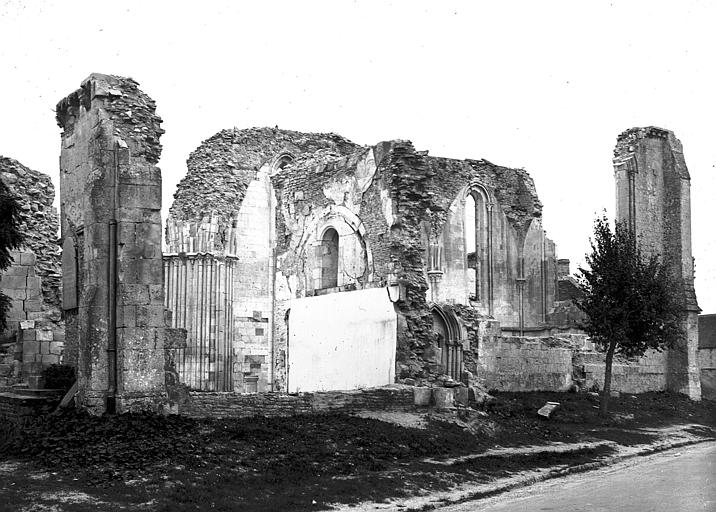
<box><xmin>431</xmin><ymin>304</ymin><xmax>465</xmax><ymax>381</ymax></box>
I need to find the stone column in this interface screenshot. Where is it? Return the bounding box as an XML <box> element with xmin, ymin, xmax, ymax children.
<box><xmin>613</xmin><ymin>126</ymin><xmax>701</xmax><ymax>400</ymax></box>
<box><xmin>57</xmin><ymin>74</ymin><xmax>168</xmax><ymax>413</ymax></box>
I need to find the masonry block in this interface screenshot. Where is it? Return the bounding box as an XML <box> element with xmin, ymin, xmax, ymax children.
<box><xmin>36</xmin><ymin>329</ymin><xmax>53</xmax><ymax>342</ymax></box>
<box><xmin>0</xmin><ymin>276</ymin><xmax>27</xmax><ymax>289</ymax></box>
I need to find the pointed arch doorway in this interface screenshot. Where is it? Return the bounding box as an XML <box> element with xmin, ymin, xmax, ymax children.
<box><xmin>431</xmin><ymin>305</ymin><xmax>466</xmax><ymax>381</ymax></box>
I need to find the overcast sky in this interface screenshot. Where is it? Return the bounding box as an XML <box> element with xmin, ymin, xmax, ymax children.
<box><xmin>1</xmin><ymin>0</ymin><xmax>714</xmax><ymax>312</ymax></box>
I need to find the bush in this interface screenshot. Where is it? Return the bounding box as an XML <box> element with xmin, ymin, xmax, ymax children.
<box><xmin>42</xmin><ymin>364</ymin><xmax>75</xmax><ymax>391</ymax></box>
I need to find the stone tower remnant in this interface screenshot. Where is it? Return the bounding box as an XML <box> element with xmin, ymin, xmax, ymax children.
<box><xmin>57</xmin><ymin>74</ymin><xmax>169</xmax><ymax>413</ymax></box>
<box><xmin>613</xmin><ymin>126</ymin><xmax>701</xmax><ymax>400</ymax></box>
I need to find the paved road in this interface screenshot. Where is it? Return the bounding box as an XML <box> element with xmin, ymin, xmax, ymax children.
<box><xmin>439</xmin><ymin>441</ymin><xmax>716</xmax><ymax>512</ymax></box>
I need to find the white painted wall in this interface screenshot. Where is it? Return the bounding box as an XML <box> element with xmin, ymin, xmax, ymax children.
<box><xmin>287</xmin><ymin>287</ymin><xmax>397</xmax><ymax>392</ymax></box>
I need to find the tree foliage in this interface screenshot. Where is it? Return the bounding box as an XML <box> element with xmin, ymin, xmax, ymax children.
<box><xmin>576</xmin><ymin>215</ymin><xmax>684</xmax><ymax>415</ymax></box>
<box><xmin>0</xmin><ymin>177</ymin><xmax>24</xmax><ymax>331</ymax></box>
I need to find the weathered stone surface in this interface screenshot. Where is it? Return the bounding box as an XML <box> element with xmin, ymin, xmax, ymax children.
<box><xmin>537</xmin><ymin>401</ymin><xmax>560</xmax><ymax>419</ymax></box>
<box><xmin>58</xmin><ymin>74</ymin><xmax>168</xmax><ymax>414</ymax></box>
<box><xmin>413</xmin><ymin>386</ymin><xmax>432</xmax><ymax>406</ymax></box>
<box><xmin>169</xmin><ymin>128</ymin><xmax>359</xmax><ymax>231</ymax></box>
<box><xmin>179</xmin><ymin>385</ymin><xmax>415</xmax><ymax>418</ymax></box>
<box><xmin>432</xmin><ymin>387</ymin><xmax>454</xmax><ymax>409</ymax></box>
<box><xmin>613</xmin><ymin>127</ymin><xmax>701</xmax><ymax>400</ymax></box>
<box><xmin>0</xmin><ymin>157</ymin><xmax>62</xmax><ymax>308</ymax></box>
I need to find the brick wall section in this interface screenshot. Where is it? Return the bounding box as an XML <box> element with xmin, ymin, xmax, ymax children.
<box><xmin>178</xmin><ymin>385</ymin><xmax>415</xmax><ymax>418</ymax></box>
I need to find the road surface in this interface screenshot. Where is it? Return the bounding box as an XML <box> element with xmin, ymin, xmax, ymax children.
<box><xmin>439</xmin><ymin>441</ymin><xmax>716</xmax><ymax>512</ymax></box>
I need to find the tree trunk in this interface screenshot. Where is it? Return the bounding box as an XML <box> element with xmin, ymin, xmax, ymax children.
<box><xmin>600</xmin><ymin>341</ymin><xmax>617</xmax><ymax>417</ymax></box>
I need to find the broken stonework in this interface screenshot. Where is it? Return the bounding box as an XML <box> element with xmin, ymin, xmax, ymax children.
<box><xmin>156</xmin><ymin>120</ymin><xmax>703</xmax><ymax>402</ymax></box>
<box><xmin>57</xmin><ymin>74</ymin><xmax>171</xmax><ymax>414</ymax></box>
<box><xmin>163</xmin><ymin>128</ymin><xmax>561</xmax><ymax>394</ymax></box>
<box><xmin>613</xmin><ymin>127</ymin><xmax>701</xmax><ymax>400</ymax></box>
<box><xmin>165</xmin><ymin>128</ymin><xmax>361</xmax><ymax>392</ymax></box>
<box><xmin>169</xmin><ymin>128</ymin><xmax>358</xmax><ymax>231</ymax></box>
<box><xmin>0</xmin><ymin>157</ymin><xmax>62</xmax><ymax>310</ymax></box>
<box><xmin>0</xmin><ymin>157</ymin><xmax>63</xmax><ymax>388</ymax></box>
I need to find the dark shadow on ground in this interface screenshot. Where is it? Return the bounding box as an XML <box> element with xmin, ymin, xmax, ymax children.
<box><xmin>0</xmin><ymin>391</ymin><xmax>713</xmax><ymax>511</ymax></box>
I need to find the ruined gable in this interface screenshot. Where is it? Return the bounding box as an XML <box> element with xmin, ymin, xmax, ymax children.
<box><xmin>169</xmin><ymin>127</ymin><xmax>360</xmax><ymax>229</ymax></box>
<box><xmin>425</xmin><ymin>157</ymin><xmax>543</xmax><ymax>239</ymax></box>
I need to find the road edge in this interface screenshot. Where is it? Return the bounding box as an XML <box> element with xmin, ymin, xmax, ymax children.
<box><xmin>416</xmin><ymin>435</ymin><xmax>716</xmax><ymax>511</ymax></box>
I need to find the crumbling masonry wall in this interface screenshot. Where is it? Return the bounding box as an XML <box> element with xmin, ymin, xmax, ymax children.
<box><xmin>271</xmin><ymin>139</ymin><xmax>559</xmax><ymax>387</ymax></box>
<box><xmin>613</xmin><ymin>127</ymin><xmax>701</xmax><ymax>400</ymax></box>
<box><xmin>165</xmin><ymin>128</ymin><xmax>565</xmax><ymax>391</ymax></box>
<box><xmin>0</xmin><ymin>158</ymin><xmax>63</xmax><ymax>387</ymax></box>
<box><xmin>57</xmin><ymin>74</ymin><xmax>169</xmax><ymax>413</ymax></box>
<box><xmin>166</xmin><ymin>128</ymin><xmax>360</xmax><ymax>392</ymax></box>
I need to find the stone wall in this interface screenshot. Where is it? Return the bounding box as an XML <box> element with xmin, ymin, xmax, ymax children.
<box><xmin>0</xmin><ymin>157</ymin><xmax>62</xmax><ymax>309</ymax></box>
<box><xmin>575</xmin><ymin>349</ymin><xmax>670</xmax><ymax>394</ymax></box>
<box><xmin>699</xmin><ymin>315</ymin><xmax>716</xmax><ymax>400</ymax></box>
<box><xmin>0</xmin><ymin>391</ymin><xmax>61</xmax><ymax>433</ymax></box>
<box><xmin>424</xmin><ymin>155</ymin><xmax>557</xmax><ymax>329</ymax></box>
<box><xmin>0</xmin><ymin>251</ymin><xmax>45</xmax><ymax>341</ymax></box>
<box><xmin>474</xmin><ymin>333</ymin><xmax>675</xmax><ymax>394</ymax></box>
<box><xmin>57</xmin><ymin>74</ymin><xmax>169</xmax><ymax>414</ymax></box>
<box><xmin>166</xmin><ymin>129</ymin><xmax>363</xmax><ymax>393</ymax></box>
<box><xmin>477</xmin><ymin>336</ymin><xmax>575</xmax><ymax>391</ymax></box>
<box><xmin>178</xmin><ymin>385</ymin><xmax>415</xmax><ymax>418</ymax></box>
<box><xmin>613</xmin><ymin>127</ymin><xmax>701</xmax><ymax>399</ymax></box>
<box><xmin>0</xmin><ymin>157</ymin><xmax>64</xmax><ymax>387</ymax></box>
<box><xmin>167</xmin><ymin>128</ymin><xmax>564</xmax><ymax>390</ymax></box>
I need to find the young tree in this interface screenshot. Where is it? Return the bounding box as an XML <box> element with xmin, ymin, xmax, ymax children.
<box><xmin>576</xmin><ymin>215</ymin><xmax>684</xmax><ymax>416</ymax></box>
<box><xmin>0</xmin><ymin>177</ymin><xmax>24</xmax><ymax>331</ymax></box>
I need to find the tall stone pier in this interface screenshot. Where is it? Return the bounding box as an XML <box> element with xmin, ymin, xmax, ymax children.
<box><xmin>57</xmin><ymin>74</ymin><xmax>168</xmax><ymax>413</ymax></box>
<box><xmin>613</xmin><ymin>126</ymin><xmax>701</xmax><ymax>400</ymax></box>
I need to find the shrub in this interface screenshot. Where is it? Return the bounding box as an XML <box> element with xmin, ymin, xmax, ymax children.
<box><xmin>42</xmin><ymin>364</ymin><xmax>76</xmax><ymax>391</ymax></box>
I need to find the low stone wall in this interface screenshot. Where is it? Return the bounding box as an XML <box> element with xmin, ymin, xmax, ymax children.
<box><xmin>477</xmin><ymin>336</ymin><xmax>574</xmax><ymax>392</ymax></box>
<box><xmin>0</xmin><ymin>392</ymin><xmax>60</xmax><ymax>433</ymax></box>
<box><xmin>575</xmin><ymin>349</ymin><xmax>669</xmax><ymax>393</ymax></box>
<box><xmin>179</xmin><ymin>385</ymin><xmax>415</xmax><ymax>418</ymax></box>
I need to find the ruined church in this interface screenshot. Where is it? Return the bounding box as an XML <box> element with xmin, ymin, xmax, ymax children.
<box><xmin>0</xmin><ymin>74</ymin><xmax>705</xmax><ymax>415</ymax></box>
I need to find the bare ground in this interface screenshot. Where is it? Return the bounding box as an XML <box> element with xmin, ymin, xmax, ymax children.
<box><xmin>0</xmin><ymin>391</ymin><xmax>714</xmax><ymax>512</ymax></box>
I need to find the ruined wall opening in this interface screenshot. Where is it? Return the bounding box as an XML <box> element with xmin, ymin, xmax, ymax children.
<box><xmin>319</xmin><ymin>227</ymin><xmax>339</xmax><ymax>289</ymax></box>
<box><xmin>465</xmin><ymin>188</ymin><xmax>490</xmax><ymax>305</ymax></box>
<box><xmin>431</xmin><ymin>305</ymin><xmax>465</xmax><ymax>381</ymax></box>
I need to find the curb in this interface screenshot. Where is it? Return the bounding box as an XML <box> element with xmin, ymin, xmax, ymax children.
<box><xmin>413</xmin><ymin>436</ymin><xmax>716</xmax><ymax>511</ymax></box>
